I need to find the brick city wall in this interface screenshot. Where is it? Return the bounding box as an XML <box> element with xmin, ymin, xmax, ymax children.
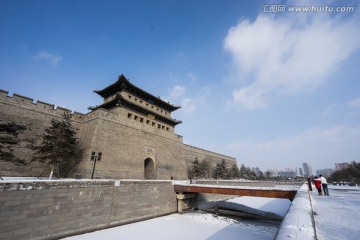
<box><xmin>0</xmin><ymin>90</ymin><xmax>85</xmax><ymax>122</ymax></box>
<box><xmin>0</xmin><ymin>90</ymin><xmax>84</xmax><ymax>177</ymax></box>
<box><xmin>0</xmin><ymin>180</ymin><xmax>177</xmax><ymax>240</ymax></box>
<box><xmin>0</xmin><ymin>89</ymin><xmax>236</xmax><ymax>179</ymax></box>
<box><xmin>76</xmin><ymin>109</ymin><xmax>188</xmax><ymax>179</ymax></box>
<box><xmin>184</xmin><ymin>144</ymin><xmax>237</xmax><ymax>170</ymax></box>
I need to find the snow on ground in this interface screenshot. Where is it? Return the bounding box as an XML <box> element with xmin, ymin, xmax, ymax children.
<box><xmin>311</xmin><ymin>185</ymin><xmax>360</xmax><ymax>240</ymax></box>
<box><xmin>64</xmin><ymin>185</ymin><xmax>360</xmax><ymax>240</ymax></box>
<box><xmin>228</xmin><ymin>196</ymin><xmax>291</xmax><ymax>217</ymax></box>
<box><xmin>64</xmin><ymin>197</ymin><xmax>289</xmax><ymax>240</ymax></box>
<box><xmin>274</xmin><ymin>184</ymin><xmax>315</xmax><ymax>240</ymax></box>
<box><xmin>4</xmin><ymin>178</ymin><xmax>358</xmax><ymax>239</ymax></box>
<box><xmin>64</xmin><ymin>212</ymin><xmax>279</xmax><ymax>240</ymax></box>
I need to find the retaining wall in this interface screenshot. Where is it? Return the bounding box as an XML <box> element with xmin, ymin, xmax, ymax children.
<box><xmin>0</xmin><ymin>180</ymin><xmax>177</xmax><ymax>240</ymax></box>
<box><xmin>275</xmin><ymin>183</ymin><xmax>316</xmax><ymax>240</ymax></box>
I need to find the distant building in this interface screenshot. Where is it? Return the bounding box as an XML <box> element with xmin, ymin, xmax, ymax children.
<box><xmin>302</xmin><ymin>162</ymin><xmax>314</xmax><ymax>177</ymax></box>
<box><xmin>302</xmin><ymin>163</ymin><xmax>308</xmax><ymax>176</ymax></box>
<box><xmin>265</xmin><ymin>168</ymin><xmax>297</xmax><ymax>178</ymax></box>
<box><xmin>316</xmin><ymin>168</ymin><xmax>335</xmax><ymax>178</ymax></box>
<box><xmin>299</xmin><ymin>167</ymin><xmax>304</xmax><ymax>176</ymax></box>
<box><xmin>335</xmin><ymin>162</ymin><xmax>349</xmax><ymax>171</ymax></box>
<box><xmin>267</xmin><ymin>169</ymin><xmax>279</xmax><ymax>177</ymax></box>
<box><xmin>278</xmin><ymin>170</ymin><xmax>296</xmax><ymax>179</ymax></box>
<box><xmin>308</xmin><ymin>166</ymin><xmax>313</xmax><ymax>177</ymax></box>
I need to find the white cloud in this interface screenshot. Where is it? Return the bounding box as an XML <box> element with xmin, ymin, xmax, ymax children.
<box><xmin>224</xmin><ymin>9</ymin><xmax>360</xmax><ymax>110</ymax></box>
<box><xmin>348</xmin><ymin>97</ymin><xmax>360</xmax><ymax>109</ymax></box>
<box><xmin>181</xmin><ymin>98</ymin><xmax>197</xmax><ymax>114</ymax></box>
<box><xmin>180</xmin><ymin>87</ymin><xmax>210</xmax><ymax>114</ymax></box>
<box><xmin>167</xmin><ymin>85</ymin><xmax>211</xmax><ymax>114</ymax></box>
<box><xmin>322</xmin><ymin>103</ymin><xmax>338</xmax><ymax>117</ymax></box>
<box><xmin>169</xmin><ymin>85</ymin><xmax>186</xmax><ymax>99</ymax></box>
<box><xmin>232</xmin><ymin>85</ymin><xmax>268</xmax><ymax>110</ymax></box>
<box><xmin>34</xmin><ymin>50</ymin><xmax>62</xmax><ymax>67</ymax></box>
<box><xmin>226</xmin><ymin>124</ymin><xmax>360</xmax><ymax>170</ymax></box>
<box><xmin>187</xmin><ymin>72</ymin><xmax>196</xmax><ymax>81</ymax></box>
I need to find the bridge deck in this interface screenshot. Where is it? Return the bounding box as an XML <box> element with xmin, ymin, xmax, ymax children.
<box><xmin>174</xmin><ymin>181</ymin><xmax>302</xmax><ymax>201</ymax></box>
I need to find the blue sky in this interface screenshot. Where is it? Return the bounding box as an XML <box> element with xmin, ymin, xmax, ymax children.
<box><xmin>1</xmin><ymin>0</ymin><xmax>360</xmax><ymax>172</ymax></box>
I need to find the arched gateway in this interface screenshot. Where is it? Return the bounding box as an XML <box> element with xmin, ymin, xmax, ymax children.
<box><xmin>144</xmin><ymin>158</ymin><xmax>156</xmax><ymax>179</ymax></box>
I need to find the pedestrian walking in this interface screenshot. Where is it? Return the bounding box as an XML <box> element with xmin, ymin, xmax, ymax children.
<box><xmin>314</xmin><ymin>176</ymin><xmax>322</xmax><ymax>195</ymax></box>
<box><xmin>320</xmin><ymin>175</ymin><xmax>329</xmax><ymax>196</ymax></box>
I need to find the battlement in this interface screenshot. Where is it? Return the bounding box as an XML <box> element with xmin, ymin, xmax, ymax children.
<box><xmin>0</xmin><ymin>89</ymin><xmax>177</xmax><ymax>138</ymax></box>
<box><xmin>13</xmin><ymin>93</ymin><xmax>34</xmax><ymax>104</ymax></box>
<box><xmin>0</xmin><ymin>89</ymin><xmax>86</xmax><ymax>121</ymax></box>
<box><xmin>0</xmin><ymin>89</ymin><xmax>9</xmax><ymax>97</ymax></box>
<box><xmin>184</xmin><ymin>144</ymin><xmax>236</xmax><ymax>162</ymax></box>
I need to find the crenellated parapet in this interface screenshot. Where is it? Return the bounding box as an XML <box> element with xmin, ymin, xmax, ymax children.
<box><xmin>0</xmin><ymin>88</ymin><xmax>179</xmax><ymax>138</ymax></box>
<box><xmin>184</xmin><ymin>143</ymin><xmax>236</xmax><ymax>168</ymax></box>
<box><xmin>184</xmin><ymin>144</ymin><xmax>236</xmax><ymax>162</ymax></box>
<box><xmin>0</xmin><ymin>89</ymin><xmax>86</xmax><ymax>122</ymax></box>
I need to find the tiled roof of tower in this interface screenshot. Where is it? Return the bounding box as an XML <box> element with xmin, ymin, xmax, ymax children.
<box><xmin>94</xmin><ymin>74</ymin><xmax>180</xmax><ymax>112</ymax></box>
<box><xmin>89</xmin><ymin>93</ymin><xmax>182</xmax><ymax>126</ymax></box>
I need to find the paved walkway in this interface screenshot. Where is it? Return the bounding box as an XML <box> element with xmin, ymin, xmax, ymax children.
<box><xmin>310</xmin><ymin>185</ymin><xmax>360</xmax><ymax>240</ymax></box>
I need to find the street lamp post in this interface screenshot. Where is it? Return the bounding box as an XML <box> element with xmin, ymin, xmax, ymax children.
<box><xmin>90</xmin><ymin>151</ymin><xmax>102</xmax><ymax>179</ymax></box>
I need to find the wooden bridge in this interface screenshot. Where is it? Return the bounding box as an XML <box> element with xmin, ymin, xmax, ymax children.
<box><xmin>173</xmin><ymin>180</ymin><xmax>303</xmax><ymax>201</ymax></box>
